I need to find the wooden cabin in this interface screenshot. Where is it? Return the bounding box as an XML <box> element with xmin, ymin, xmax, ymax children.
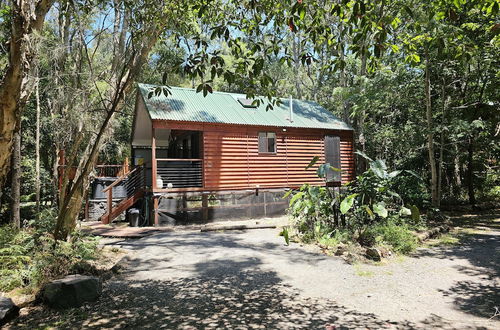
<box><xmin>102</xmin><ymin>84</ymin><xmax>355</xmax><ymax>226</ymax></box>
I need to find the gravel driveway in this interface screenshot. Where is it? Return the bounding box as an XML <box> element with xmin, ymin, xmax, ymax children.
<box><xmin>8</xmin><ymin>212</ymin><xmax>500</xmax><ymax>329</ymax></box>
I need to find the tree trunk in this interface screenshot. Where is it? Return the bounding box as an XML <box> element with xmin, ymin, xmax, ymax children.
<box><xmin>357</xmin><ymin>51</ymin><xmax>368</xmax><ymax>173</ymax></box>
<box><xmin>425</xmin><ymin>52</ymin><xmax>439</xmax><ymax>207</ymax></box>
<box><xmin>292</xmin><ymin>34</ymin><xmax>303</xmax><ymax>99</ymax></box>
<box><xmin>35</xmin><ymin>79</ymin><xmax>41</xmax><ymax>214</ymax></box>
<box><xmin>0</xmin><ymin>0</ymin><xmax>54</xmax><ymax>191</ymax></box>
<box><xmin>437</xmin><ymin>79</ymin><xmax>449</xmax><ymax>203</ymax></box>
<box><xmin>453</xmin><ymin>145</ymin><xmax>462</xmax><ymax>196</ymax></box>
<box><xmin>54</xmin><ymin>27</ymin><xmax>159</xmax><ymax>240</ymax></box>
<box><xmin>11</xmin><ymin>129</ymin><xmax>21</xmax><ymax>229</ymax></box>
<box><xmin>467</xmin><ymin>137</ymin><xmax>476</xmax><ymax>206</ymax></box>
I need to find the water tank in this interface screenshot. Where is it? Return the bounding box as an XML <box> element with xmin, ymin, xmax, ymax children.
<box><xmin>92</xmin><ymin>177</ymin><xmax>128</xmax><ymax>200</ymax></box>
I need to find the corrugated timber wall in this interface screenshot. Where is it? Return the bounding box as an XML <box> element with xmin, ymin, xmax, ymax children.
<box><xmin>202</xmin><ymin>125</ymin><xmax>354</xmax><ymax>190</ymax></box>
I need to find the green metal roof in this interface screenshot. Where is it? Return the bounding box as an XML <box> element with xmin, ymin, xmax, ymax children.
<box><xmin>138</xmin><ymin>83</ymin><xmax>352</xmax><ymax>131</ymax></box>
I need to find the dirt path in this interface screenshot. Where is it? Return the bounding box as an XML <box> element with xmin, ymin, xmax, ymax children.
<box><xmin>7</xmin><ymin>210</ymin><xmax>500</xmax><ymax>329</ymax></box>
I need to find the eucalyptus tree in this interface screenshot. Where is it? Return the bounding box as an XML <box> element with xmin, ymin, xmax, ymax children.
<box><xmin>0</xmin><ymin>0</ymin><xmax>55</xmax><ymax>193</ymax></box>
<box><xmin>52</xmin><ymin>0</ymin><xmax>200</xmax><ymax>239</ymax></box>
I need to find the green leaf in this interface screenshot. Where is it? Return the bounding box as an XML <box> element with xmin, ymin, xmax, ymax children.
<box><xmin>305</xmin><ymin>156</ymin><xmax>320</xmax><ymax>170</ymax></box>
<box><xmin>373</xmin><ymin>202</ymin><xmax>388</xmax><ymax>218</ymax></box>
<box><xmin>317</xmin><ymin>163</ymin><xmax>341</xmax><ymax>178</ymax></box>
<box><xmin>340</xmin><ymin>193</ymin><xmax>358</xmax><ymax>214</ymax></box>
<box><xmin>355</xmin><ymin>150</ymin><xmax>373</xmax><ymax>162</ymax></box>
<box><xmin>364</xmin><ymin>205</ymin><xmax>375</xmax><ymax>219</ymax></box>
<box><xmin>289</xmin><ymin>191</ymin><xmax>304</xmax><ymax>206</ymax></box>
<box><xmin>283</xmin><ymin>189</ymin><xmax>294</xmax><ymax>198</ymax></box>
<box><xmin>399</xmin><ymin>206</ymin><xmax>412</xmax><ymax>216</ymax></box>
<box><xmin>404</xmin><ymin>170</ymin><xmax>421</xmax><ymax>180</ymax></box>
<box><xmin>279</xmin><ymin>227</ymin><xmax>290</xmax><ymax>245</ymax></box>
<box><xmin>370</xmin><ymin>159</ymin><xmax>387</xmax><ymax>179</ymax></box>
<box><xmin>299</xmin><ymin>7</ymin><xmax>306</xmax><ymax>20</ymax></box>
<box><xmin>317</xmin><ymin>163</ymin><xmax>328</xmax><ymax>178</ymax></box>
<box><xmin>410</xmin><ymin>205</ymin><xmax>420</xmax><ymax>221</ymax></box>
<box><xmin>387</xmin><ymin>170</ymin><xmax>401</xmax><ymax>178</ymax></box>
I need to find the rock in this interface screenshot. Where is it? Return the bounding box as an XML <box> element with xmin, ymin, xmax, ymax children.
<box><xmin>0</xmin><ymin>296</ymin><xmax>19</xmax><ymax>326</ymax></box>
<box><xmin>378</xmin><ymin>246</ymin><xmax>392</xmax><ymax>258</ymax></box>
<box><xmin>334</xmin><ymin>243</ymin><xmax>347</xmax><ymax>256</ymax></box>
<box><xmin>366</xmin><ymin>247</ymin><xmax>382</xmax><ymax>261</ymax></box>
<box><xmin>42</xmin><ymin>275</ymin><xmax>102</xmax><ymax>309</ymax></box>
<box><xmin>9</xmin><ymin>293</ymin><xmax>35</xmax><ymax>308</ymax></box>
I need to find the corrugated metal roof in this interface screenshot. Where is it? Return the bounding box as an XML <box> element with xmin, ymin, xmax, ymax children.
<box><xmin>138</xmin><ymin>83</ymin><xmax>352</xmax><ymax>131</ymax></box>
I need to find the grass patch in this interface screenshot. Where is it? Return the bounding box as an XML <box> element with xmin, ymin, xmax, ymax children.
<box><xmin>425</xmin><ymin>233</ymin><xmax>460</xmax><ymax>247</ymax></box>
<box><xmin>361</xmin><ymin>220</ymin><xmax>418</xmax><ymax>254</ymax></box>
<box><xmin>354</xmin><ymin>264</ymin><xmax>374</xmax><ymax>277</ymax></box>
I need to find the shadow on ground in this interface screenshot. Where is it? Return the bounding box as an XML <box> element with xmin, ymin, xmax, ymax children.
<box><xmin>414</xmin><ymin>209</ymin><xmax>500</xmax><ymax>320</ymax></box>
<box><xmin>8</xmin><ymin>257</ymin><xmax>412</xmax><ymax>329</ymax></box>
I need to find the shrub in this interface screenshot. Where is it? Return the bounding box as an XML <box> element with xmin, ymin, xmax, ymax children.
<box><xmin>361</xmin><ymin>220</ymin><xmax>418</xmax><ymax>254</ymax></box>
<box><xmin>286</xmin><ymin>154</ymin><xmax>424</xmax><ymax>256</ymax></box>
<box><xmin>0</xmin><ymin>210</ymin><xmax>100</xmax><ymax>293</ymax></box>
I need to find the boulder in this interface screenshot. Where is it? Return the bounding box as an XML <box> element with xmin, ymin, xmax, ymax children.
<box><xmin>42</xmin><ymin>275</ymin><xmax>101</xmax><ymax>309</ymax></box>
<box><xmin>0</xmin><ymin>296</ymin><xmax>19</xmax><ymax>326</ymax></box>
<box><xmin>366</xmin><ymin>247</ymin><xmax>382</xmax><ymax>261</ymax></box>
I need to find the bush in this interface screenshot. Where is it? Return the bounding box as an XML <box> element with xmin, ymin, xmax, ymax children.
<box><xmin>361</xmin><ymin>219</ymin><xmax>418</xmax><ymax>254</ymax></box>
<box><xmin>286</xmin><ymin>155</ymin><xmax>425</xmax><ymax>256</ymax></box>
<box><xmin>0</xmin><ymin>210</ymin><xmax>100</xmax><ymax>293</ymax></box>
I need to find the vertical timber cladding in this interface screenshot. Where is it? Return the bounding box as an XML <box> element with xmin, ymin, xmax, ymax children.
<box><xmin>202</xmin><ymin>124</ymin><xmax>355</xmax><ymax>189</ymax></box>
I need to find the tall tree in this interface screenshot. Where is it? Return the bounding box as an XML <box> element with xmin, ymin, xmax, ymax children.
<box><xmin>0</xmin><ymin>0</ymin><xmax>54</xmax><ymax>193</ymax></box>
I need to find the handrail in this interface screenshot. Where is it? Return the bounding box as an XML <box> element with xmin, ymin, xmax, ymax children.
<box><xmin>156</xmin><ymin>158</ymin><xmax>203</xmax><ymax>162</ymax></box>
<box><xmin>95</xmin><ymin>164</ymin><xmax>122</xmax><ymax>167</ymax></box>
<box><xmin>102</xmin><ymin>166</ymin><xmax>139</xmax><ymax>193</ymax></box>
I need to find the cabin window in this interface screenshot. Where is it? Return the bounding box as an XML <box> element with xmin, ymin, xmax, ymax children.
<box><xmin>258</xmin><ymin>132</ymin><xmax>276</xmax><ymax>153</ymax></box>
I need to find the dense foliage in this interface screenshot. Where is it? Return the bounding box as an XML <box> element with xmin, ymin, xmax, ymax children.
<box><xmin>0</xmin><ymin>1</ymin><xmax>498</xmax><ymax>235</ymax></box>
<box><xmin>287</xmin><ymin>155</ymin><xmax>425</xmax><ymax>254</ymax></box>
<box><xmin>0</xmin><ymin>209</ymin><xmax>99</xmax><ymax>292</ymax></box>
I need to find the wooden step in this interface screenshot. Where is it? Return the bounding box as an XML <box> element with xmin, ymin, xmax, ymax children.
<box><xmin>100</xmin><ymin>190</ymin><xmax>144</xmax><ymax>224</ymax></box>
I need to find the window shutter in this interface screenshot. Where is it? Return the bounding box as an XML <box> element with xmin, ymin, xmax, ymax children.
<box><xmin>324</xmin><ymin>135</ymin><xmax>341</xmax><ymax>182</ymax></box>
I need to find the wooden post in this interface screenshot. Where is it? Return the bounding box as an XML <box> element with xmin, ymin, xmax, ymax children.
<box><xmin>152</xmin><ymin>127</ymin><xmax>157</xmax><ymax>190</ymax></box>
<box><xmin>107</xmin><ymin>188</ymin><xmax>113</xmax><ymax>224</ymax></box>
<box><xmin>153</xmin><ymin>197</ymin><xmax>159</xmax><ymax>226</ymax></box>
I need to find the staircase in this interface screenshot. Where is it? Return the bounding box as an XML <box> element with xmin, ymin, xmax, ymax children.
<box><xmin>100</xmin><ymin>165</ymin><xmax>146</xmax><ymax>224</ymax></box>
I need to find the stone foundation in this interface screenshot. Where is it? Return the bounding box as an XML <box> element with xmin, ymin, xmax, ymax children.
<box><xmin>86</xmin><ymin>200</ymin><xmax>125</xmax><ymax>222</ymax></box>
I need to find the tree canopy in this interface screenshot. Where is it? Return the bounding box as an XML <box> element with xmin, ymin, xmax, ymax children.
<box><xmin>0</xmin><ymin>0</ymin><xmax>498</xmax><ymax>235</ymax></box>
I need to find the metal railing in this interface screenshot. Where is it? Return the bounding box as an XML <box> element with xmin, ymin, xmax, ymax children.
<box><xmin>101</xmin><ymin>165</ymin><xmax>146</xmax><ymax>224</ymax></box>
<box><xmin>125</xmin><ymin>165</ymin><xmax>146</xmax><ymax>197</ymax></box>
<box><xmin>156</xmin><ymin>158</ymin><xmax>203</xmax><ymax>189</ymax></box>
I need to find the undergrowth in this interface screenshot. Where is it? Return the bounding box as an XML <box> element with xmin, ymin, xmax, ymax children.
<box><xmin>286</xmin><ymin>154</ymin><xmax>430</xmax><ymax>258</ymax></box>
<box><xmin>0</xmin><ymin>208</ymin><xmax>100</xmax><ymax>293</ymax></box>
<box><xmin>360</xmin><ymin>220</ymin><xmax>418</xmax><ymax>254</ymax></box>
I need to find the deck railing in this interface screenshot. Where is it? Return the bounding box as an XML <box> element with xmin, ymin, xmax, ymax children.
<box><xmin>125</xmin><ymin>165</ymin><xmax>146</xmax><ymax>197</ymax></box>
<box><xmin>156</xmin><ymin>158</ymin><xmax>203</xmax><ymax>189</ymax></box>
<box><xmin>95</xmin><ymin>164</ymin><xmax>125</xmax><ymax>178</ymax></box>
<box><xmin>101</xmin><ymin>165</ymin><xmax>146</xmax><ymax>224</ymax></box>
